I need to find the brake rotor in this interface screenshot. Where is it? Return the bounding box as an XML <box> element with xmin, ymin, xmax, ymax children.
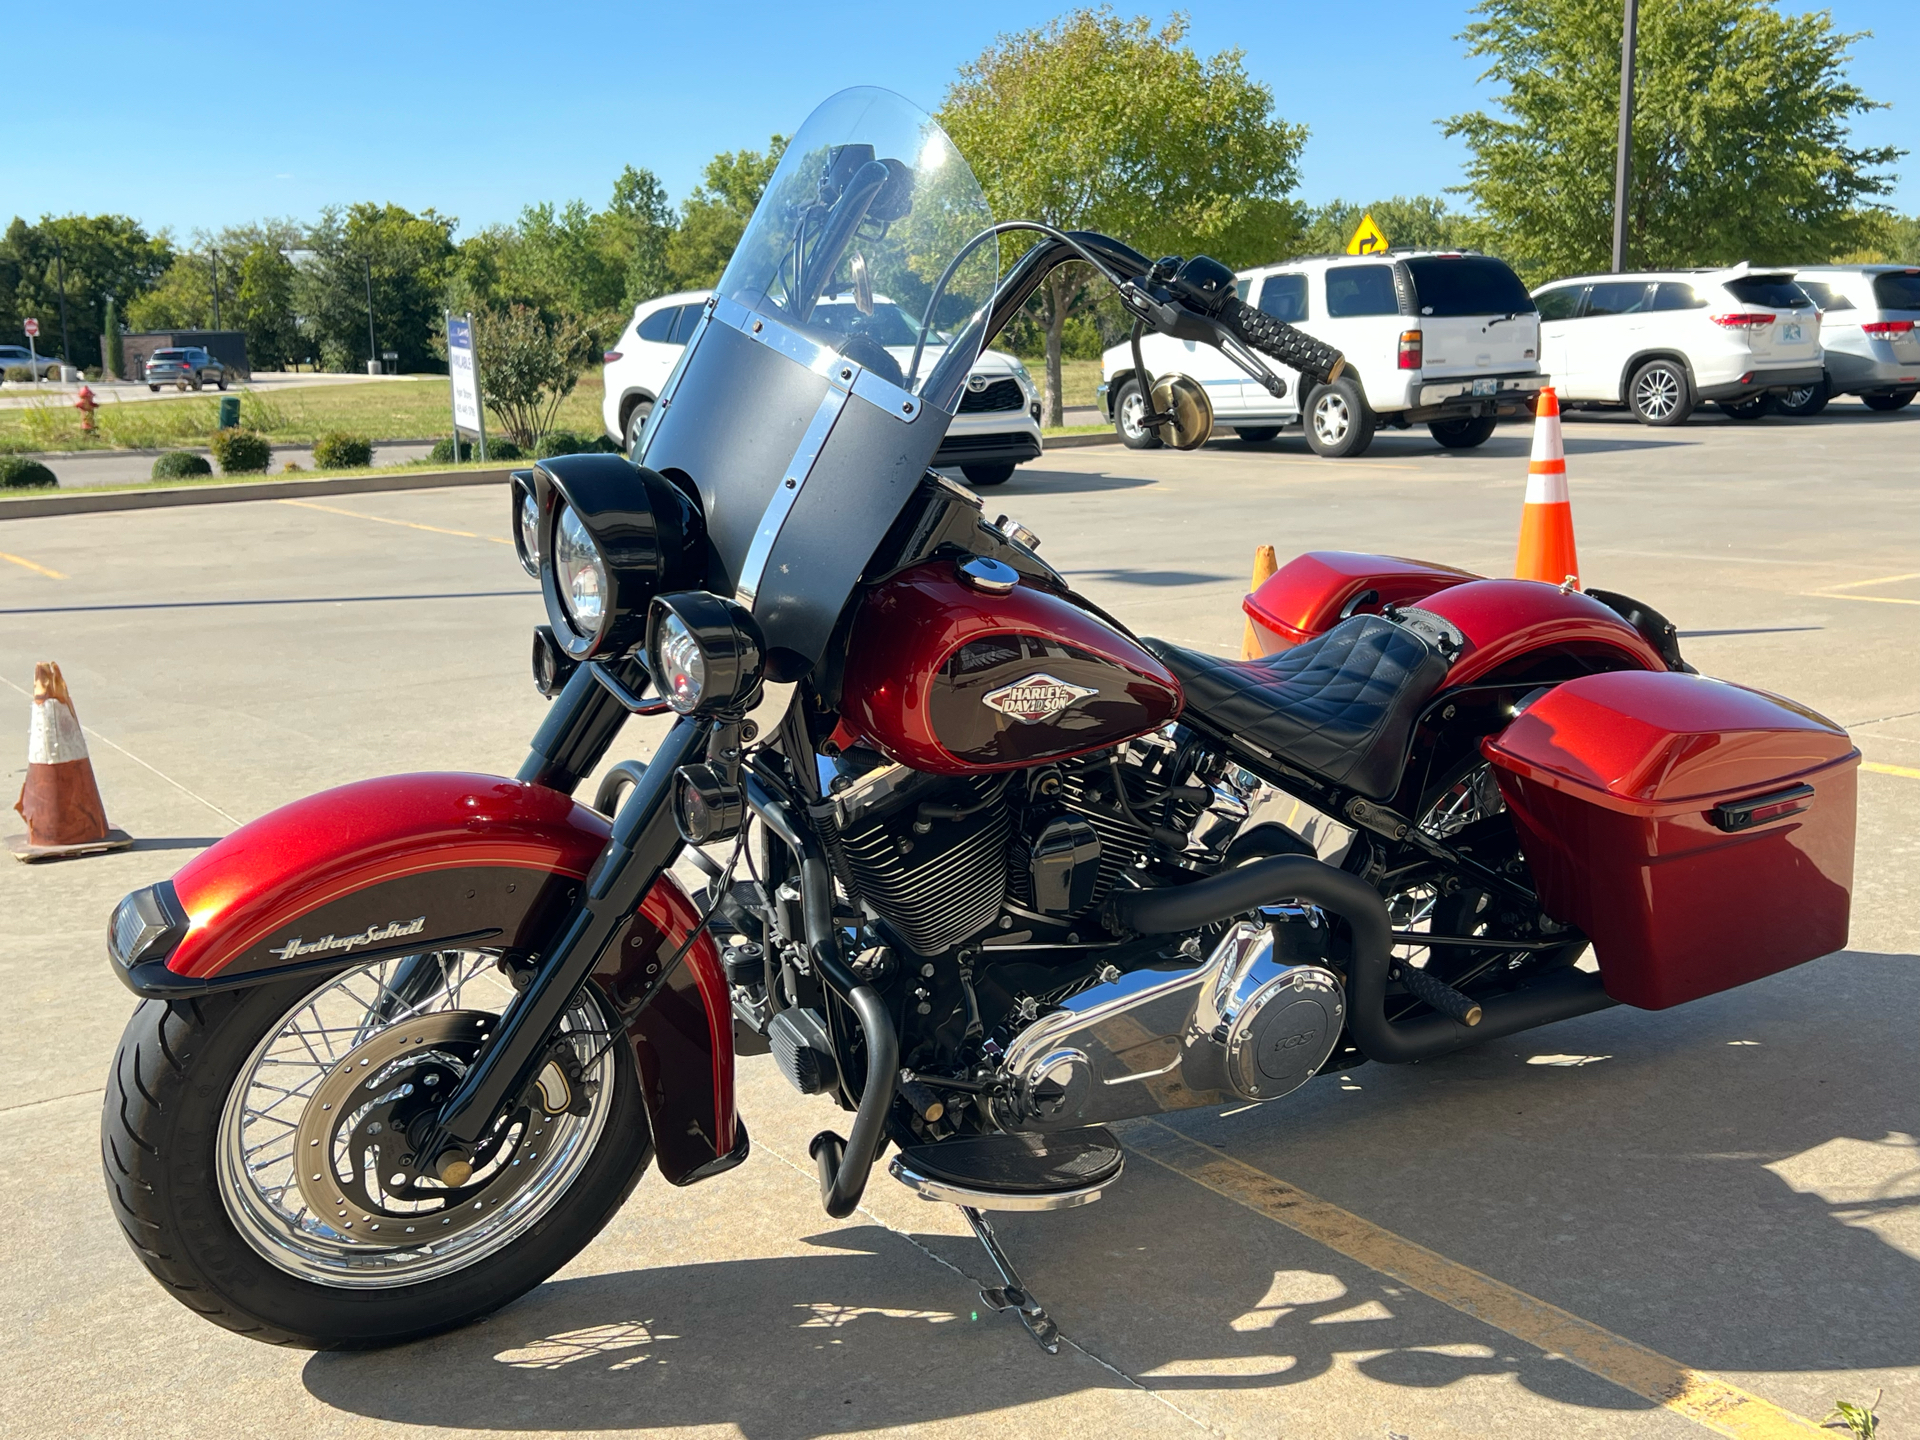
<box><xmin>292</xmin><ymin>1010</ymin><xmax>578</xmax><ymax>1248</ymax></box>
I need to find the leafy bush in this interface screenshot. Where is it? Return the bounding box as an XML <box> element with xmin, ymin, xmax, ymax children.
<box><xmin>4</xmin><ymin>367</ymin><xmax>33</xmax><ymax>384</ymax></box>
<box><xmin>471</xmin><ymin>303</ymin><xmax>592</xmax><ymax>447</ymax></box>
<box><xmin>0</xmin><ymin>457</ymin><xmax>58</xmax><ymax>489</ymax></box>
<box><xmin>151</xmin><ymin>451</ymin><xmax>212</xmax><ymax>480</ymax></box>
<box><xmin>312</xmin><ymin>432</ymin><xmax>374</xmax><ymax>469</ymax></box>
<box><xmin>209</xmin><ymin>428</ymin><xmax>272</xmax><ymax>474</ymax></box>
<box><xmin>429</xmin><ymin>435</ymin><xmax>523</xmax><ymax>463</ymax></box>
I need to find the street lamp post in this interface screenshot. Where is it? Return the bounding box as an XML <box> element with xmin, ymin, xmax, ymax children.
<box><xmin>1611</xmin><ymin>0</ymin><xmax>1639</xmax><ymax>274</ymax></box>
<box><xmin>52</xmin><ymin>238</ymin><xmax>73</xmax><ymax>367</ymax></box>
<box><xmin>209</xmin><ymin>248</ymin><xmax>220</xmax><ymax>331</ymax></box>
<box><xmin>363</xmin><ymin>256</ymin><xmax>378</xmax><ymax>371</ymax></box>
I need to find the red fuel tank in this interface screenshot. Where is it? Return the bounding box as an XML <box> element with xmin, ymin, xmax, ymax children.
<box><xmin>840</xmin><ymin>561</ymin><xmax>1182</xmax><ymax>774</ymax></box>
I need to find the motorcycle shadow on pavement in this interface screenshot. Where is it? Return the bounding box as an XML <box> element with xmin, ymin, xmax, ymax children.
<box><xmin>975</xmin><ymin>466</ymin><xmax>1158</xmax><ymax>496</ymax></box>
<box><xmin>301</xmin><ymin>950</ymin><xmax>1916</xmax><ymax>1435</ymax></box>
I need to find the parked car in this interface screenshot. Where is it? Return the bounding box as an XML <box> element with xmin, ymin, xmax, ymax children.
<box><xmin>1783</xmin><ymin>265</ymin><xmax>1920</xmax><ymax>415</ymax></box>
<box><xmin>144</xmin><ymin>347</ymin><xmax>228</xmax><ymax>392</ymax></box>
<box><xmin>602</xmin><ymin>290</ymin><xmax>1042</xmax><ymax>486</ymax></box>
<box><xmin>1098</xmin><ymin>250</ymin><xmax>1542</xmax><ymax>458</ymax></box>
<box><xmin>1530</xmin><ymin>266</ymin><xmax>1822</xmax><ymax>425</ymax></box>
<box><xmin>0</xmin><ymin>345</ymin><xmax>59</xmax><ymax>380</ymax></box>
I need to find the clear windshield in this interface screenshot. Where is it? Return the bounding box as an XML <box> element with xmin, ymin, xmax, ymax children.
<box><xmin>637</xmin><ymin>89</ymin><xmax>1003</xmax><ymax>671</ymax></box>
<box><xmin>718</xmin><ymin>86</ymin><xmax>997</xmax><ymax>402</ymax></box>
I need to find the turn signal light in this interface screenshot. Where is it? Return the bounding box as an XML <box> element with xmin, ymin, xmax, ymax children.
<box><xmin>1710</xmin><ymin>312</ymin><xmax>1776</xmax><ymax>329</ymax></box>
<box><xmin>1861</xmin><ymin>321</ymin><xmax>1914</xmax><ymax>336</ymax></box>
<box><xmin>603</xmin><ymin>350</ymin><xmax>623</xmax><ymax>362</ymax></box>
<box><xmin>1397</xmin><ymin>329</ymin><xmax>1422</xmax><ymax>370</ymax></box>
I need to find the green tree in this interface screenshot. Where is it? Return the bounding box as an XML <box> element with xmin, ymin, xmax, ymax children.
<box><xmin>1445</xmin><ymin>0</ymin><xmax>1901</xmax><ymax>280</ymax></box>
<box><xmin>103</xmin><ymin>297</ymin><xmax>124</xmax><ymax>379</ymax></box>
<box><xmin>300</xmin><ymin>203</ymin><xmax>456</xmax><ymax>372</ymax></box>
<box><xmin>1296</xmin><ymin>196</ymin><xmax>1477</xmax><ymax>256</ymax></box>
<box><xmin>941</xmin><ymin>9</ymin><xmax>1308</xmax><ymax>424</ymax></box>
<box><xmin>665</xmin><ymin>138</ymin><xmax>788</xmax><ymax>290</ymax></box>
<box><xmin>233</xmin><ymin>244</ymin><xmax>300</xmax><ymax>370</ymax></box>
<box><xmin>609</xmin><ymin>165</ymin><xmax>675</xmax><ymax>307</ymax></box>
<box><xmin>127</xmin><ymin>250</ymin><xmax>234</xmax><ymax>331</ymax></box>
<box><xmin>0</xmin><ymin>215</ymin><xmax>173</xmax><ymax>368</ymax></box>
<box><xmin>471</xmin><ymin>302</ymin><xmax>593</xmax><ymax>447</ymax></box>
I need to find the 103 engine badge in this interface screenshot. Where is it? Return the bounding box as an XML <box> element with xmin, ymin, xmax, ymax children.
<box><xmin>982</xmin><ymin>673</ymin><xmax>1099</xmax><ymax>723</ymax></box>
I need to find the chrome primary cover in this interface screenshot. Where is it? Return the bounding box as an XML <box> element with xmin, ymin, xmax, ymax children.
<box><xmin>993</xmin><ymin>910</ymin><xmax>1344</xmax><ymax>1132</ymax></box>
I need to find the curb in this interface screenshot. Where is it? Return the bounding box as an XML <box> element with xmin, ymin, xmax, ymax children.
<box><xmin>0</xmin><ymin>467</ymin><xmax>513</xmax><ymax>521</ymax></box>
<box><xmin>12</xmin><ymin>438</ymin><xmax>440</xmax><ymax>462</ymax></box>
<box><xmin>1043</xmin><ymin>432</ymin><xmax>1119</xmax><ymax>450</ymax></box>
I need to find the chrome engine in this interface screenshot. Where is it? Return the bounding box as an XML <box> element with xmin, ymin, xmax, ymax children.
<box><xmin>991</xmin><ymin>907</ymin><xmax>1345</xmax><ymax>1132</ymax></box>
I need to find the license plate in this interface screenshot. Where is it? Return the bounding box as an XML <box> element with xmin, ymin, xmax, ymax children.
<box><xmin>1471</xmin><ymin>378</ymin><xmax>1497</xmax><ymax>397</ymax></box>
<box><xmin>1780</xmin><ymin>322</ymin><xmax>1803</xmax><ymax>343</ymax></box>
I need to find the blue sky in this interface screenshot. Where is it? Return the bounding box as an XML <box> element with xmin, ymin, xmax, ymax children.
<box><xmin>7</xmin><ymin>1</ymin><xmax>1914</xmax><ymax>241</ymax></box>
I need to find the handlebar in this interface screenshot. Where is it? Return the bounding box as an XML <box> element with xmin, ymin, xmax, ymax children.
<box><xmin>1217</xmin><ymin>296</ymin><xmax>1346</xmax><ymax>389</ymax></box>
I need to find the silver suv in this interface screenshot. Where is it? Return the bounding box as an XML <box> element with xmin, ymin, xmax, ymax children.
<box><xmin>1787</xmin><ymin>265</ymin><xmax>1920</xmax><ymax>414</ymax></box>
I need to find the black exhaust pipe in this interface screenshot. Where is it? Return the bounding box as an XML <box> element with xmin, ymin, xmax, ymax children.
<box><xmin>1110</xmin><ymin>855</ymin><xmax>1614</xmax><ymax>1064</ymax></box>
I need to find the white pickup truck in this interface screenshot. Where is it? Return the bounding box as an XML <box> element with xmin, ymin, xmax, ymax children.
<box><xmin>1100</xmin><ymin>250</ymin><xmax>1543</xmax><ymax>458</ymax></box>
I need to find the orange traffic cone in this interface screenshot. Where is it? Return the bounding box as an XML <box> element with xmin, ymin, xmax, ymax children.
<box><xmin>1515</xmin><ymin>387</ymin><xmax>1580</xmax><ymax>588</ymax></box>
<box><xmin>8</xmin><ymin>662</ymin><xmax>132</xmax><ymax>862</ymax></box>
<box><xmin>1241</xmin><ymin>545</ymin><xmax>1279</xmax><ymax>658</ymax></box>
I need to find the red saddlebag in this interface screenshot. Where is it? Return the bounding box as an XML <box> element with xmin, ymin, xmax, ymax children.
<box><xmin>1482</xmin><ymin>671</ymin><xmax>1859</xmax><ymax>1009</ymax></box>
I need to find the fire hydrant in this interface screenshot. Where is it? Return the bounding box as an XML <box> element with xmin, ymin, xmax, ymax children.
<box><xmin>74</xmin><ymin>385</ymin><xmax>97</xmax><ymax>434</ymax></box>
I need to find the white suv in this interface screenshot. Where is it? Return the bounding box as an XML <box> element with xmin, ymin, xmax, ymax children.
<box><xmin>1787</xmin><ymin>265</ymin><xmax>1920</xmax><ymax>414</ymax></box>
<box><xmin>602</xmin><ymin>290</ymin><xmax>1042</xmax><ymax>485</ymax></box>
<box><xmin>1529</xmin><ymin>266</ymin><xmax>1823</xmax><ymax>425</ymax></box>
<box><xmin>1098</xmin><ymin>251</ymin><xmax>1542</xmax><ymax>458</ymax></box>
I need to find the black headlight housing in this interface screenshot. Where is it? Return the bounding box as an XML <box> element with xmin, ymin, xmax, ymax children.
<box><xmin>509</xmin><ymin>469</ymin><xmax>540</xmax><ymax>578</ymax></box>
<box><xmin>531</xmin><ymin>454</ymin><xmax>706</xmax><ymax>662</ymax></box>
<box><xmin>647</xmin><ymin>591</ymin><xmax>765</xmax><ymax>717</ymax></box>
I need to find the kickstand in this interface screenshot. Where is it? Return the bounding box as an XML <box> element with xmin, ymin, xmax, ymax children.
<box><xmin>960</xmin><ymin>1206</ymin><xmax>1060</xmax><ymax>1354</ymax></box>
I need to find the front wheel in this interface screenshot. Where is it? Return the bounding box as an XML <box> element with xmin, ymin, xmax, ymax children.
<box><xmin>1113</xmin><ymin>378</ymin><xmax>1162</xmax><ymax>449</ymax></box>
<box><xmin>1304</xmin><ymin>376</ymin><xmax>1376</xmax><ymax>458</ymax></box>
<box><xmin>1861</xmin><ymin>389</ymin><xmax>1915</xmax><ymax>413</ymax></box>
<box><xmin>962</xmin><ymin>462</ymin><xmax>1016</xmax><ymax>486</ymax></box>
<box><xmin>216</xmin><ymin>376</ymin><xmax>229</xmax><ymax>392</ymax></box>
<box><xmin>1627</xmin><ymin>358</ymin><xmax>1694</xmax><ymax>425</ymax></box>
<box><xmin>1426</xmin><ymin>414</ymin><xmax>1498</xmax><ymax>449</ymax></box>
<box><xmin>103</xmin><ymin>951</ymin><xmax>650</xmax><ymax>1348</ymax></box>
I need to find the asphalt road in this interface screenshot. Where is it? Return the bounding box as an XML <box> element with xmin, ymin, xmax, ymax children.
<box><xmin>1</xmin><ymin>400</ymin><xmax>1914</xmax><ymax>1440</ymax></box>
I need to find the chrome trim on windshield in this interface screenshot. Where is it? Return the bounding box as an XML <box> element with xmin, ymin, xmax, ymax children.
<box><xmin>735</xmin><ymin>376</ymin><xmax>853</xmax><ymax>606</ymax></box>
<box><xmin>712</xmin><ymin>294</ymin><xmax>927</xmax><ymax>422</ymax></box>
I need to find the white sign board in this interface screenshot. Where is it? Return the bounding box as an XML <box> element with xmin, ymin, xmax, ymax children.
<box><xmin>447</xmin><ymin>317</ymin><xmax>481</xmax><ymax>432</ymax></box>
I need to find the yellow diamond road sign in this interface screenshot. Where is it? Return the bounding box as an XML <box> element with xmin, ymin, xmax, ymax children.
<box><xmin>1346</xmin><ymin>213</ymin><xmax>1389</xmax><ymax>255</ymax></box>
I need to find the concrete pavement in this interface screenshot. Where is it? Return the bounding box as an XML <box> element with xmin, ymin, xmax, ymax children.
<box><xmin>0</xmin><ymin>400</ymin><xmax>1913</xmax><ymax>1439</ymax></box>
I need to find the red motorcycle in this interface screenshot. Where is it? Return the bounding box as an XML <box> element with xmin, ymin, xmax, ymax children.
<box><xmin>103</xmin><ymin>89</ymin><xmax>1859</xmax><ymax>1353</ymax></box>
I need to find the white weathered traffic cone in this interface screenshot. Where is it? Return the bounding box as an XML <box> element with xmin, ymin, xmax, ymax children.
<box><xmin>8</xmin><ymin>661</ymin><xmax>132</xmax><ymax>861</ymax></box>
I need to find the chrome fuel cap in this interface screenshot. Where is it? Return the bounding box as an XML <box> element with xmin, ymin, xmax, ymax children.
<box><xmin>956</xmin><ymin>557</ymin><xmax>1018</xmax><ymax>594</ymax></box>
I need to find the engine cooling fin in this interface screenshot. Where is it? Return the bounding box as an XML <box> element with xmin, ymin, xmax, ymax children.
<box><xmin>838</xmin><ymin>777</ymin><xmax>1010</xmax><ymax>954</ymax></box>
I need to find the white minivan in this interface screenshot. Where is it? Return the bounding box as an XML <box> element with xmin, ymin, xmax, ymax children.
<box><xmin>1099</xmin><ymin>251</ymin><xmax>1542</xmax><ymax>458</ymax></box>
<box><xmin>1529</xmin><ymin>266</ymin><xmax>1823</xmax><ymax>425</ymax></box>
<box><xmin>1787</xmin><ymin>265</ymin><xmax>1920</xmax><ymax>414</ymax></box>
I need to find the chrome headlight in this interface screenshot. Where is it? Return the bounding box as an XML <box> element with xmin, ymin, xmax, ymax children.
<box><xmin>532</xmin><ymin>454</ymin><xmax>707</xmax><ymax>663</ymax></box>
<box><xmin>647</xmin><ymin>591</ymin><xmax>765</xmax><ymax>717</ymax></box>
<box><xmin>553</xmin><ymin>504</ymin><xmax>608</xmax><ymax>632</ymax></box>
<box><xmin>509</xmin><ymin>469</ymin><xmax>540</xmax><ymax>578</ymax></box>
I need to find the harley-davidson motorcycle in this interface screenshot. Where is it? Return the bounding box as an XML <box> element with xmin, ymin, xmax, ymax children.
<box><xmin>104</xmin><ymin>88</ymin><xmax>1859</xmax><ymax>1352</ymax></box>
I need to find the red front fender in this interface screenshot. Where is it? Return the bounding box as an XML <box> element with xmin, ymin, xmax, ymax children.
<box><xmin>125</xmin><ymin>772</ymin><xmax>738</xmax><ymax>1185</ymax></box>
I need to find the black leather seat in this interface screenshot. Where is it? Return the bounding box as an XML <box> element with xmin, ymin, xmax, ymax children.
<box><xmin>1142</xmin><ymin>615</ymin><xmax>1451</xmax><ymax>799</ymax></box>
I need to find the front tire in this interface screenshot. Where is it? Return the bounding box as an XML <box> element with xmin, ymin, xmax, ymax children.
<box><xmin>103</xmin><ymin>954</ymin><xmax>650</xmax><ymax>1348</ymax></box>
<box><xmin>1113</xmin><ymin>378</ymin><xmax>1162</xmax><ymax>449</ymax></box>
<box><xmin>1426</xmin><ymin>414</ymin><xmax>1497</xmax><ymax>449</ymax></box>
<box><xmin>1304</xmin><ymin>376</ymin><xmax>1375</xmax><ymax>458</ymax></box>
<box><xmin>962</xmin><ymin>462</ymin><xmax>1016</xmax><ymax>486</ymax></box>
<box><xmin>1627</xmin><ymin>359</ymin><xmax>1694</xmax><ymax>425</ymax></box>
<box><xmin>1861</xmin><ymin>389</ymin><xmax>1915</xmax><ymax>413</ymax></box>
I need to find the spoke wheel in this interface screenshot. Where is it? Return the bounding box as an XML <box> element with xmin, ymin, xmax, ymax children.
<box><xmin>215</xmin><ymin>952</ymin><xmax>616</xmax><ymax>1290</ymax></box>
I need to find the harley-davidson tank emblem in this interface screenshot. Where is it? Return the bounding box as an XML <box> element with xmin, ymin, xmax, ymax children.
<box><xmin>982</xmin><ymin>673</ymin><xmax>1099</xmax><ymax>723</ymax></box>
<box><xmin>268</xmin><ymin>916</ymin><xmax>426</xmax><ymax>962</ymax></box>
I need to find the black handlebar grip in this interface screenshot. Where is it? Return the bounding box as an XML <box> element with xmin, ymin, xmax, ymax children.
<box><xmin>1221</xmin><ymin>297</ymin><xmax>1346</xmax><ymax>388</ymax></box>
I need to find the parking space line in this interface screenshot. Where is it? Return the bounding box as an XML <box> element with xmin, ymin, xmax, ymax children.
<box><xmin>1812</xmin><ymin>571</ymin><xmax>1920</xmax><ymax>592</ymax></box>
<box><xmin>0</xmin><ymin>550</ymin><xmax>66</xmax><ymax>579</ymax></box>
<box><xmin>1804</xmin><ymin>571</ymin><xmax>1920</xmax><ymax>605</ymax></box>
<box><xmin>1863</xmin><ymin>761</ymin><xmax>1920</xmax><ymax>779</ymax></box>
<box><xmin>277</xmin><ymin>498</ymin><xmax>509</xmax><ymax>545</ymax></box>
<box><xmin>1125</xmin><ymin>1121</ymin><xmax>1826</xmax><ymax>1438</ymax></box>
